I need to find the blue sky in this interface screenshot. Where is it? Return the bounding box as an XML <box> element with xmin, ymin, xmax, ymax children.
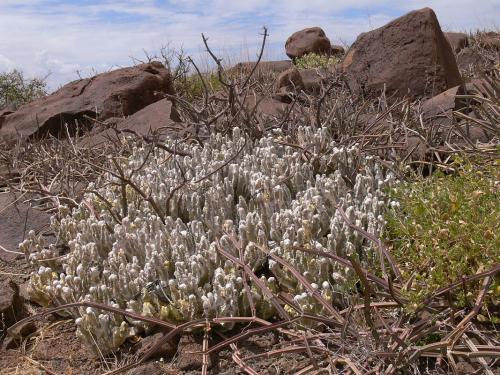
<box><xmin>0</xmin><ymin>0</ymin><xmax>498</xmax><ymax>90</ymax></box>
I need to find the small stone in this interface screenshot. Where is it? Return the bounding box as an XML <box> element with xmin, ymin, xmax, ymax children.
<box><xmin>175</xmin><ymin>334</ymin><xmax>212</xmax><ymax>371</ymax></box>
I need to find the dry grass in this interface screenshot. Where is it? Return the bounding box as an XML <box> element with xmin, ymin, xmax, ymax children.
<box><xmin>1</xmin><ymin>30</ymin><xmax>499</xmax><ymax>375</ymax></box>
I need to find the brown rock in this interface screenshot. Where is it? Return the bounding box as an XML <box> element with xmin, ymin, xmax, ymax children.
<box><xmin>299</xmin><ymin>68</ymin><xmax>326</xmax><ymax>93</ymax></box>
<box><xmin>421</xmin><ymin>85</ymin><xmax>466</xmax><ymax>119</ymax></box>
<box><xmin>0</xmin><ymin>62</ymin><xmax>174</xmax><ymax>142</ymax></box>
<box><xmin>444</xmin><ymin>32</ymin><xmax>469</xmax><ymax>53</ymax></box>
<box><xmin>0</xmin><ymin>280</ymin><xmax>23</xmax><ymax>330</ymax></box>
<box><xmin>175</xmin><ymin>334</ymin><xmax>212</xmax><ymax>371</ymax></box>
<box><xmin>298</xmin><ymin>66</ymin><xmax>342</xmax><ymax>93</ymax></box>
<box><xmin>458</xmin><ymin>123</ymin><xmax>493</xmax><ymax>144</ymax></box>
<box><xmin>285</xmin><ymin>27</ymin><xmax>332</xmax><ymax>60</ymax></box>
<box><xmin>342</xmin><ymin>8</ymin><xmax>463</xmax><ymax>98</ymax></box>
<box><xmin>274</xmin><ymin>67</ymin><xmax>305</xmax><ymax>102</ymax></box>
<box><xmin>0</xmin><ymin>193</ymin><xmax>52</xmax><ymax>262</ymax></box>
<box><xmin>79</xmin><ymin>98</ymin><xmax>182</xmax><ymax>147</ymax></box>
<box><xmin>244</xmin><ymin>95</ymin><xmax>291</xmax><ymax>118</ymax></box>
<box><xmin>330</xmin><ymin>44</ymin><xmax>345</xmax><ymax>56</ymax></box>
<box><xmin>117</xmin><ymin>98</ymin><xmax>180</xmax><ymax>133</ymax></box>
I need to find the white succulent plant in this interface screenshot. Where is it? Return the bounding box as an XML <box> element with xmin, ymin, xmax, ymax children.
<box><xmin>21</xmin><ymin>126</ymin><xmax>394</xmax><ymax>352</ymax></box>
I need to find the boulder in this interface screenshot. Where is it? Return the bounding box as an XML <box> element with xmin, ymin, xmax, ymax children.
<box><xmin>285</xmin><ymin>27</ymin><xmax>332</xmax><ymax>60</ymax></box>
<box><xmin>117</xmin><ymin>98</ymin><xmax>180</xmax><ymax>134</ymax></box>
<box><xmin>274</xmin><ymin>67</ymin><xmax>305</xmax><ymax>102</ymax></box>
<box><xmin>342</xmin><ymin>8</ymin><xmax>463</xmax><ymax>98</ymax></box>
<box><xmin>80</xmin><ymin>98</ymin><xmax>182</xmax><ymax>147</ymax></box>
<box><xmin>300</xmin><ymin>68</ymin><xmax>327</xmax><ymax>93</ymax></box>
<box><xmin>244</xmin><ymin>95</ymin><xmax>291</xmax><ymax>118</ymax></box>
<box><xmin>0</xmin><ymin>62</ymin><xmax>174</xmax><ymax>142</ymax></box>
<box><xmin>444</xmin><ymin>32</ymin><xmax>469</xmax><ymax>53</ymax></box>
<box><xmin>298</xmin><ymin>64</ymin><xmax>341</xmax><ymax>93</ymax></box>
<box><xmin>330</xmin><ymin>44</ymin><xmax>345</xmax><ymax>56</ymax></box>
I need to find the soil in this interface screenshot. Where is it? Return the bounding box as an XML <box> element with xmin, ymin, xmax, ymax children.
<box><xmin>0</xmin><ymin>315</ymin><xmax>314</xmax><ymax>375</ymax></box>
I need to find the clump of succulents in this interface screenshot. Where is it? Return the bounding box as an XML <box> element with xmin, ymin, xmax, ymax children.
<box><xmin>294</xmin><ymin>53</ymin><xmax>340</xmax><ymax>70</ymax></box>
<box><xmin>21</xmin><ymin>126</ymin><xmax>394</xmax><ymax>353</ymax></box>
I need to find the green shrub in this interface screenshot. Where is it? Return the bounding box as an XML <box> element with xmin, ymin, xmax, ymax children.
<box><xmin>385</xmin><ymin>156</ymin><xmax>499</xmax><ymax>314</ymax></box>
<box><xmin>0</xmin><ymin>69</ymin><xmax>47</xmax><ymax>108</ymax></box>
<box><xmin>174</xmin><ymin>72</ymin><xmax>223</xmax><ymax>99</ymax></box>
<box><xmin>295</xmin><ymin>53</ymin><xmax>340</xmax><ymax>70</ymax></box>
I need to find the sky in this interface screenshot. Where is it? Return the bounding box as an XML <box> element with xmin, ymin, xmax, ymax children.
<box><xmin>0</xmin><ymin>0</ymin><xmax>498</xmax><ymax>91</ymax></box>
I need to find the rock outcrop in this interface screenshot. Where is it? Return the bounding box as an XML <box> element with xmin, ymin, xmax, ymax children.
<box><xmin>80</xmin><ymin>98</ymin><xmax>181</xmax><ymax>147</ymax></box>
<box><xmin>0</xmin><ymin>62</ymin><xmax>174</xmax><ymax>142</ymax></box>
<box><xmin>342</xmin><ymin>8</ymin><xmax>463</xmax><ymax>98</ymax></box>
<box><xmin>285</xmin><ymin>27</ymin><xmax>332</xmax><ymax>60</ymax></box>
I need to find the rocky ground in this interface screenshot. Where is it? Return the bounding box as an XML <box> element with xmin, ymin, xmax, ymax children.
<box><xmin>1</xmin><ymin>7</ymin><xmax>499</xmax><ymax>375</ymax></box>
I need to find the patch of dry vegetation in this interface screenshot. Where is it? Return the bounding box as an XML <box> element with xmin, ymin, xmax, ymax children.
<box><xmin>1</xmin><ymin>30</ymin><xmax>499</xmax><ymax>375</ymax></box>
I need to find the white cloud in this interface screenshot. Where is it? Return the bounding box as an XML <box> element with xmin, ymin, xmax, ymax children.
<box><xmin>0</xmin><ymin>1</ymin><xmax>497</xmax><ymax>90</ymax></box>
<box><xmin>0</xmin><ymin>54</ymin><xmax>15</xmax><ymax>72</ymax></box>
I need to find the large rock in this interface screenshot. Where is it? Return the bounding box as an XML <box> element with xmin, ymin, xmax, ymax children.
<box><xmin>244</xmin><ymin>95</ymin><xmax>292</xmax><ymax>118</ymax></box>
<box><xmin>444</xmin><ymin>32</ymin><xmax>469</xmax><ymax>53</ymax></box>
<box><xmin>330</xmin><ymin>44</ymin><xmax>345</xmax><ymax>56</ymax></box>
<box><xmin>299</xmin><ymin>64</ymin><xmax>341</xmax><ymax>93</ymax></box>
<box><xmin>285</xmin><ymin>27</ymin><xmax>332</xmax><ymax>60</ymax></box>
<box><xmin>0</xmin><ymin>62</ymin><xmax>174</xmax><ymax>142</ymax></box>
<box><xmin>342</xmin><ymin>8</ymin><xmax>463</xmax><ymax>98</ymax></box>
<box><xmin>274</xmin><ymin>67</ymin><xmax>305</xmax><ymax>102</ymax></box>
<box><xmin>80</xmin><ymin>98</ymin><xmax>181</xmax><ymax>147</ymax></box>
